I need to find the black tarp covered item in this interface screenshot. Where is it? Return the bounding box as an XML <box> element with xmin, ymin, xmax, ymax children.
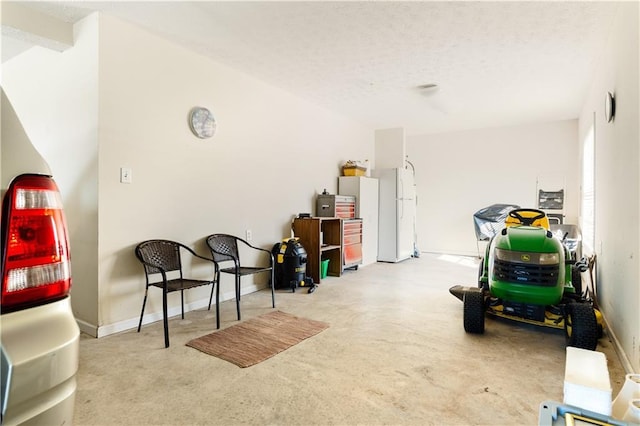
<box><xmin>473</xmin><ymin>204</ymin><xmax>520</xmax><ymax>241</ymax></box>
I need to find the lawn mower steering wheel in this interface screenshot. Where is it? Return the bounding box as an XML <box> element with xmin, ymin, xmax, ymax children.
<box><xmin>508</xmin><ymin>208</ymin><xmax>546</xmax><ymax>226</ymax></box>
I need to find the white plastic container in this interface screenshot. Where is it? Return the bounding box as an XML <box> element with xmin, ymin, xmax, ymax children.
<box><xmin>612</xmin><ymin>374</ymin><xmax>640</xmax><ymax>419</ymax></box>
<box><xmin>563</xmin><ymin>347</ymin><xmax>612</xmax><ymax>416</ymax></box>
<box><xmin>622</xmin><ymin>399</ymin><xmax>640</xmax><ymax>423</ymax></box>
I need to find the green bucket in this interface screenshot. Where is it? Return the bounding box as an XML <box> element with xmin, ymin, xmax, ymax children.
<box><xmin>320</xmin><ymin>259</ymin><xmax>330</xmax><ymax>279</ymax></box>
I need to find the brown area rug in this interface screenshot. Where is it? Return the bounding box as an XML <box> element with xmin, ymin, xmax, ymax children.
<box><xmin>186</xmin><ymin>310</ymin><xmax>329</xmax><ymax>367</ymax></box>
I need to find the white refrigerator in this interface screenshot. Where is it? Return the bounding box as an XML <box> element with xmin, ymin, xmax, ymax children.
<box><xmin>372</xmin><ymin>167</ymin><xmax>416</xmax><ymax>262</ymax></box>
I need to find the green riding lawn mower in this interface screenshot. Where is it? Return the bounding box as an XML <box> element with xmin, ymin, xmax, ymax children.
<box><xmin>450</xmin><ymin>208</ymin><xmax>602</xmax><ymax>350</ymax></box>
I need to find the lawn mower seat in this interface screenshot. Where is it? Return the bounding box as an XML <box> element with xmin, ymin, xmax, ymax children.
<box><xmin>505</xmin><ymin>208</ymin><xmax>550</xmax><ymax>230</ymax></box>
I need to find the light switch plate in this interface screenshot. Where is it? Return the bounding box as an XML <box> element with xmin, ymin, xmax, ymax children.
<box><xmin>120</xmin><ymin>167</ymin><xmax>132</xmax><ymax>184</ymax></box>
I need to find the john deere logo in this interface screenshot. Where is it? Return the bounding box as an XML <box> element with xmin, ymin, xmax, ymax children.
<box><xmin>521</xmin><ymin>254</ymin><xmax>531</xmax><ymax>262</ymax></box>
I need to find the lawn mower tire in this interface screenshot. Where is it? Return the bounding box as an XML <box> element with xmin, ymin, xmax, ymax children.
<box><xmin>463</xmin><ymin>287</ymin><xmax>485</xmax><ymax>334</ymax></box>
<box><xmin>564</xmin><ymin>302</ymin><xmax>598</xmax><ymax>350</ymax></box>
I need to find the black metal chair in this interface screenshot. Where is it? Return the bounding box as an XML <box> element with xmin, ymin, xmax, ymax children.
<box><xmin>205</xmin><ymin>234</ymin><xmax>275</xmax><ymax>329</ymax></box>
<box><xmin>135</xmin><ymin>239</ymin><xmax>216</xmax><ymax>348</ymax></box>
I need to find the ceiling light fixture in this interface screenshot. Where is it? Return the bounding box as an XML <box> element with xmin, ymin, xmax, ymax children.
<box><xmin>417</xmin><ymin>83</ymin><xmax>438</xmax><ymax>90</ymax></box>
<box><xmin>416</xmin><ymin>83</ymin><xmax>439</xmax><ymax>96</ymax></box>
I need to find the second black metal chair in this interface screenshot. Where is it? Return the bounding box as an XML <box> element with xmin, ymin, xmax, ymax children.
<box><xmin>205</xmin><ymin>234</ymin><xmax>275</xmax><ymax>329</ymax></box>
<box><xmin>135</xmin><ymin>239</ymin><xmax>216</xmax><ymax>348</ymax></box>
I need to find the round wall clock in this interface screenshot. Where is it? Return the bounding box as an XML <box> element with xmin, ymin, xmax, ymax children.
<box><xmin>605</xmin><ymin>92</ymin><xmax>615</xmax><ymax>123</ymax></box>
<box><xmin>189</xmin><ymin>107</ymin><xmax>216</xmax><ymax>138</ymax></box>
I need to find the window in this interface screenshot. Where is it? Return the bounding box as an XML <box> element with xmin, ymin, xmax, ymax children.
<box><xmin>581</xmin><ymin>124</ymin><xmax>595</xmax><ymax>255</ymax></box>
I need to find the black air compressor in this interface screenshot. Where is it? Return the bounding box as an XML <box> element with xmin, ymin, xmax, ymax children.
<box><xmin>271</xmin><ymin>238</ymin><xmax>315</xmax><ymax>293</ymax></box>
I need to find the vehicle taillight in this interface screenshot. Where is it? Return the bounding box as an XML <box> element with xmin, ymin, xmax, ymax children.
<box><xmin>1</xmin><ymin>174</ymin><xmax>71</xmax><ymax>311</ymax></box>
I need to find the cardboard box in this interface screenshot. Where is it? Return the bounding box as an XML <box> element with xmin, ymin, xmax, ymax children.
<box><xmin>342</xmin><ymin>166</ymin><xmax>366</xmax><ymax>176</ymax></box>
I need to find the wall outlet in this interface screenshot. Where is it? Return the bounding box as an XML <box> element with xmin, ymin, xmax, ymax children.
<box><xmin>246</xmin><ymin>229</ymin><xmax>252</xmax><ymax>241</ymax></box>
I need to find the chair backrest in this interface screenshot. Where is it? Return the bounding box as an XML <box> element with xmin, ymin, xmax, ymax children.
<box><xmin>206</xmin><ymin>234</ymin><xmax>240</xmax><ymax>264</ymax></box>
<box><xmin>135</xmin><ymin>240</ymin><xmax>183</xmax><ymax>275</ymax></box>
<box><xmin>538</xmin><ymin>189</ymin><xmax>564</xmax><ymax>210</ymax></box>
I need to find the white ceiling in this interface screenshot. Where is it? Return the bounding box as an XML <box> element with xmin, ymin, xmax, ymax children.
<box><xmin>3</xmin><ymin>1</ymin><xmax>621</xmax><ymax>135</ymax></box>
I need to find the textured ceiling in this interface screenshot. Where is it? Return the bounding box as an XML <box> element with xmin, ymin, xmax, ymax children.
<box><xmin>5</xmin><ymin>1</ymin><xmax>621</xmax><ymax>135</ymax></box>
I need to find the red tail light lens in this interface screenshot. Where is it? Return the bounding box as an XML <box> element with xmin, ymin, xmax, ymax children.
<box><xmin>1</xmin><ymin>174</ymin><xmax>71</xmax><ymax>311</ymax></box>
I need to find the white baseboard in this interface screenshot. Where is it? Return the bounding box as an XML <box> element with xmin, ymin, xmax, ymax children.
<box><xmin>421</xmin><ymin>249</ymin><xmax>481</xmax><ymax>258</ymax></box>
<box><xmin>77</xmin><ymin>283</ymin><xmax>264</xmax><ymax>339</ymax></box>
<box><xmin>76</xmin><ymin>318</ymin><xmax>98</xmax><ymax>337</ymax></box>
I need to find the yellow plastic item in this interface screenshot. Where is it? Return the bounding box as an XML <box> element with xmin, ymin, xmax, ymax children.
<box><xmin>505</xmin><ymin>209</ymin><xmax>550</xmax><ymax>230</ymax></box>
<box><xmin>342</xmin><ymin>166</ymin><xmax>366</xmax><ymax>176</ymax></box>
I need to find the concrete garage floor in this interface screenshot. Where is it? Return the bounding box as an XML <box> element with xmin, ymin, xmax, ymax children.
<box><xmin>74</xmin><ymin>253</ymin><xmax>627</xmax><ymax>425</ymax></box>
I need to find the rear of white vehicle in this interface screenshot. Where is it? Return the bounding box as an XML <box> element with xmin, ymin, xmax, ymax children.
<box><xmin>1</xmin><ymin>90</ymin><xmax>79</xmax><ymax>425</ymax></box>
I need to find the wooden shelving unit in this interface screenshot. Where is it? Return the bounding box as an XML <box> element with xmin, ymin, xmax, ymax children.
<box><xmin>292</xmin><ymin>217</ymin><xmax>342</xmax><ymax>284</ymax></box>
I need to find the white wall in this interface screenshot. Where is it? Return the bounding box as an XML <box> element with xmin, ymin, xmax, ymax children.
<box><xmin>407</xmin><ymin>120</ymin><xmax>579</xmax><ymax>256</ymax></box>
<box><xmin>2</xmin><ymin>15</ymin><xmax>100</xmax><ymax>329</ymax></box>
<box><xmin>374</xmin><ymin>127</ymin><xmax>405</xmax><ymax>169</ymax></box>
<box><xmin>3</xmin><ymin>6</ymin><xmax>637</xmax><ymax>372</ymax></box>
<box><xmin>3</xmin><ymin>12</ymin><xmax>373</xmax><ymax>336</ymax></box>
<box><xmin>578</xmin><ymin>2</ymin><xmax>639</xmax><ymax>373</ymax></box>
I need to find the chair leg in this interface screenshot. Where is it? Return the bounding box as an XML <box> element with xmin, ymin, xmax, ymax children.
<box><xmin>208</xmin><ymin>281</ymin><xmax>215</xmax><ymax>310</ymax></box>
<box><xmin>270</xmin><ymin>269</ymin><xmax>276</xmax><ymax>308</ymax></box>
<box><xmin>138</xmin><ymin>288</ymin><xmax>149</xmax><ymax>332</ymax></box>
<box><xmin>236</xmin><ymin>274</ymin><xmax>241</xmax><ymax>321</ymax></box>
<box><xmin>215</xmin><ymin>272</ymin><xmax>221</xmax><ymax>329</ymax></box>
<box><xmin>237</xmin><ymin>275</ymin><xmax>241</xmax><ymax>301</ymax></box>
<box><xmin>180</xmin><ymin>289</ymin><xmax>185</xmax><ymax>320</ymax></box>
<box><xmin>163</xmin><ymin>290</ymin><xmax>170</xmax><ymax>348</ymax></box>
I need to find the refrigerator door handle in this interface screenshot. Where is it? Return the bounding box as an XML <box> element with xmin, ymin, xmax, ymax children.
<box><xmin>399</xmin><ymin>172</ymin><xmax>405</xmax><ymax>219</ymax></box>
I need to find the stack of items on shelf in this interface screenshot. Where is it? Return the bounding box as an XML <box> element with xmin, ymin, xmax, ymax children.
<box><xmin>341</xmin><ymin>160</ymin><xmax>369</xmax><ymax>176</ymax></box>
<box><xmin>316</xmin><ymin>193</ymin><xmax>363</xmax><ymax>271</ymax></box>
